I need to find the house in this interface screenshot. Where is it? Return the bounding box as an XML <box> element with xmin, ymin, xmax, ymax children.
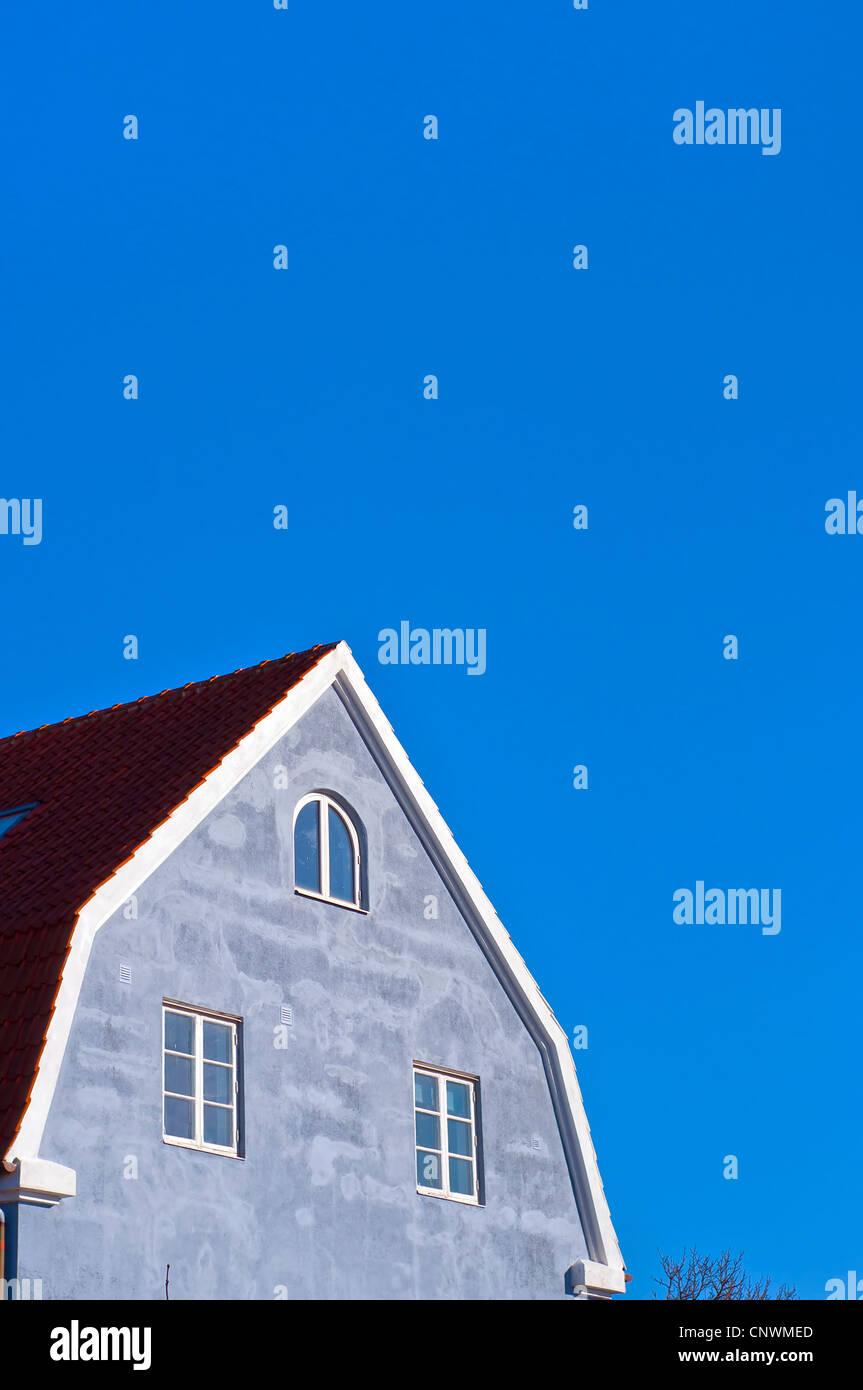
<box><xmin>0</xmin><ymin>641</ymin><xmax>625</xmax><ymax>1300</ymax></box>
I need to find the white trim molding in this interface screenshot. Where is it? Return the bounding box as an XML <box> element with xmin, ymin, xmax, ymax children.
<box><xmin>0</xmin><ymin>1157</ymin><xmax>77</xmax><ymax>1208</ymax></box>
<box><xmin>566</xmin><ymin>1258</ymin><xmax>628</xmax><ymax>1300</ymax></box>
<box><xmin>6</xmin><ymin>647</ymin><xmax>341</xmax><ymax>1164</ymax></box>
<box><xmin>332</xmin><ymin>651</ymin><xmax>626</xmax><ymax>1284</ymax></box>
<box><xmin>4</xmin><ymin>641</ymin><xmax>626</xmax><ymax>1294</ymax></box>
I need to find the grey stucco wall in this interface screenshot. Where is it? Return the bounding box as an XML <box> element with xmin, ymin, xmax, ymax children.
<box><xmin>16</xmin><ymin>687</ymin><xmax>588</xmax><ymax>1299</ymax></box>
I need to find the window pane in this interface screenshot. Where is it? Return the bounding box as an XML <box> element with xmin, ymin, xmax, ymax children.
<box><xmin>327</xmin><ymin>805</ymin><xmax>355</xmax><ymax>902</ymax></box>
<box><xmin>417</xmin><ymin>1150</ymin><xmax>442</xmax><ymax>1189</ymax></box>
<box><xmin>203</xmin><ymin>1021</ymin><xmax>231</xmax><ymax>1063</ymax></box>
<box><xmin>446</xmin><ymin>1080</ymin><xmax>471</xmax><ymax>1119</ymax></box>
<box><xmin>204</xmin><ymin>1061</ymin><xmax>232</xmax><ymax>1104</ymax></box>
<box><xmin>294</xmin><ymin>801</ymin><xmax>320</xmax><ymax>893</ymax></box>
<box><xmin>448</xmin><ymin>1117</ymin><xmax>472</xmax><ymax>1157</ymax></box>
<box><xmin>415</xmin><ymin>1111</ymin><xmax>440</xmax><ymax>1150</ymax></box>
<box><xmin>164</xmin><ymin>1053</ymin><xmax>194</xmax><ymax>1097</ymax></box>
<box><xmin>164</xmin><ymin>1011</ymin><xmax>194</xmax><ymax>1055</ymax></box>
<box><xmin>414</xmin><ymin>1073</ymin><xmax>438</xmax><ymax>1111</ymax></box>
<box><xmin>204</xmin><ymin>1104</ymin><xmax>233</xmax><ymax>1147</ymax></box>
<box><xmin>449</xmin><ymin>1156</ymin><xmax>474</xmax><ymax>1197</ymax></box>
<box><xmin>164</xmin><ymin>1095</ymin><xmax>194</xmax><ymax>1140</ymax></box>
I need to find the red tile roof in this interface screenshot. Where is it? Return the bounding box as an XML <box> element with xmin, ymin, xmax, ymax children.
<box><xmin>0</xmin><ymin>643</ymin><xmax>338</xmax><ymax>1160</ymax></box>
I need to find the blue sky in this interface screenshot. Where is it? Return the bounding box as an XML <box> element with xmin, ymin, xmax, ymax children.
<box><xmin>3</xmin><ymin>1</ymin><xmax>860</xmax><ymax>1299</ymax></box>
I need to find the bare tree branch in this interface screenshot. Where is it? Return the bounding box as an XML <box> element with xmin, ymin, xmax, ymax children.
<box><xmin>653</xmin><ymin>1247</ymin><xmax>796</xmax><ymax>1300</ymax></box>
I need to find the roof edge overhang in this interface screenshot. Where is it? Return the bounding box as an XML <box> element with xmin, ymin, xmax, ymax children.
<box><xmin>5</xmin><ymin>642</ymin><xmax>624</xmax><ymax>1279</ymax></box>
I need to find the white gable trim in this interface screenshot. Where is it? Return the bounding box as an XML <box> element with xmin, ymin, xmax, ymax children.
<box><xmin>6</xmin><ymin>643</ymin><xmax>625</xmax><ymax>1284</ymax></box>
<box><xmin>6</xmin><ymin>648</ymin><xmax>342</xmax><ymax>1165</ymax></box>
<box><xmin>333</xmin><ymin>653</ymin><xmax>624</xmax><ymax>1280</ymax></box>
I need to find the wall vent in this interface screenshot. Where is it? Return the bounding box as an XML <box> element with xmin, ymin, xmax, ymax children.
<box><xmin>280</xmin><ymin>1005</ymin><xmax>293</xmax><ymax>1026</ymax></box>
<box><xmin>119</xmin><ymin>964</ymin><xmax>132</xmax><ymax>984</ymax></box>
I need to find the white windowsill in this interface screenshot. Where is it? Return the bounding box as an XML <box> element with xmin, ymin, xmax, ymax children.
<box><xmin>417</xmin><ymin>1186</ymin><xmax>482</xmax><ymax>1207</ymax></box>
<box><xmin>294</xmin><ymin>887</ymin><xmax>369</xmax><ymax>915</ymax></box>
<box><xmin>162</xmin><ymin>1135</ymin><xmax>244</xmax><ymax>1161</ymax></box>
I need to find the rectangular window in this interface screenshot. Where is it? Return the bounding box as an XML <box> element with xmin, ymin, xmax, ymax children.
<box><xmin>414</xmin><ymin>1064</ymin><xmax>479</xmax><ymax>1204</ymax></box>
<box><xmin>162</xmin><ymin>1003</ymin><xmax>240</xmax><ymax>1157</ymax></box>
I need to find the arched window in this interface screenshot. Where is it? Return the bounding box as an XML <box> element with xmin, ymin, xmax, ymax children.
<box><xmin>293</xmin><ymin>793</ymin><xmax>363</xmax><ymax>908</ymax></box>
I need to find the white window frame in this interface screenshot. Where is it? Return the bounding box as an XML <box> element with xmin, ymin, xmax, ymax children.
<box><xmin>413</xmin><ymin>1063</ymin><xmax>480</xmax><ymax>1206</ymax></box>
<box><xmin>293</xmin><ymin>792</ymin><xmax>364</xmax><ymax>911</ymax></box>
<box><xmin>162</xmin><ymin>1002</ymin><xmax>241</xmax><ymax>1158</ymax></box>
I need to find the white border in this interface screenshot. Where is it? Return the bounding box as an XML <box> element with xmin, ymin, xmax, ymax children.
<box><xmin>5</xmin><ymin>642</ymin><xmax>625</xmax><ymax>1284</ymax></box>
